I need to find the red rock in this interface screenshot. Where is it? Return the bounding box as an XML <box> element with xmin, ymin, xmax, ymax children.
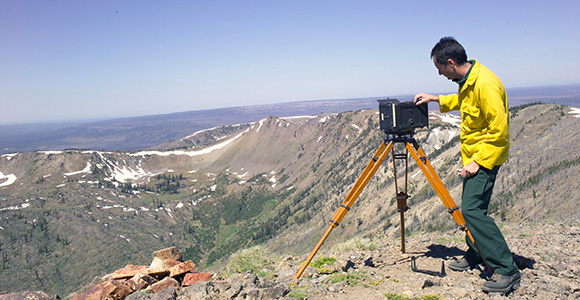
<box><xmin>152</xmin><ymin>247</ymin><xmax>183</xmax><ymax>262</ymax></box>
<box><xmin>72</xmin><ymin>281</ymin><xmax>108</xmax><ymax>300</ymax></box>
<box><xmin>111</xmin><ymin>264</ymin><xmax>149</xmax><ymax>280</ymax></box>
<box><xmin>169</xmin><ymin>260</ymin><xmax>196</xmax><ymax>277</ymax></box>
<box><xmin>100</xmin><ymin>280</ymin><xmax>133</xmax><ymax>300</ymax></box>
<box><xmin>146</xmin><ymin>277</ymin><xmax>179</xmax><ymax>293</ymax></box>
<box><xmin>125</xmin><ymin>273</ymin><xmax>158</xmax><ymax>291</ymax></box>
<box><xmin>72</xmin><ymin>280</ymin><xmax>131</xmax><ymax>300</ymax></box>
<box><xmin>148</xmin><ymin>258</ymin><xmax>181</xmax><ymax>276</ymax></box>
<box><xmin>182</xmin><ymin>272</ymin><xmax>212</xmax><ymax>286</ymax></box>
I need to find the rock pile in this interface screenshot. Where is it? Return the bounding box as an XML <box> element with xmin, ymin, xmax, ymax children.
<box><xmin>72</xmin><ymin>247</ymin><xmax>212</xmax><ymax>300</ymax></box>
<box><xmin>67</xmin><ymin>246</ymin><xmax>290</xmax><ymax>300</ymax></box>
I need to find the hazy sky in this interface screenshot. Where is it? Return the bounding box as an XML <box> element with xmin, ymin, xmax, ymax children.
<box><xmin>1</xmin><ymin>1</ymin><xmax>579</xmax><ymax>125</ymax></box>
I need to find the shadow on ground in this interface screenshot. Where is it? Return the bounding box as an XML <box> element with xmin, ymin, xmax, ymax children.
<box><xmin>407</xmin><ymin>244</ymin><xmax>536</xmax><ymax>279</ymax></box>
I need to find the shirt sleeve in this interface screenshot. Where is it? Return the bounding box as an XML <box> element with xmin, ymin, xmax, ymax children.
<box><xmin>438</xmin><ymin>93</ymin><xmax>460</xmax><ymax>113</ymax></box>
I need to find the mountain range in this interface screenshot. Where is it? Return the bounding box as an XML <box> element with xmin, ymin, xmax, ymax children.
<box><xmin>0</xmin><ymin>84</ymin><xmax>580</xmax><ymax>296</ymax></box>
<box><xmin>1</xmin><ymin>84</ymin><xmax>579</xmax><ymax>154</ymax></box>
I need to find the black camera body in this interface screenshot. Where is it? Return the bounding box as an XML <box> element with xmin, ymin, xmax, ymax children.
<box><xmin>378</xmin><ymin>98</ymin><xmax>429</xmax><ymax>134</ymax></box>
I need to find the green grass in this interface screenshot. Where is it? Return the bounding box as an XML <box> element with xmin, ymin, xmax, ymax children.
<box><xmin>331</xmin><ymin>236</ymin><xmax>378</xmax><ymax>253</ymax></box>
<box><xmin>214</xmin><ymin>224</ymin><xmax>239</xmax><ymax>248</ymax></box>
<box><xmin>327</xmin><ymin>270</ymin><xmax>367</xmax><ymax>285</ymax></box>
<box><xmin>288</xmin><ymin>282</ymin><xmax>309</xmax><ymax>299</ymax></box>
<box><xmin>435</xmin><ymin>234</ymin><xmax>464</xmax><ymax>244</ymax></box>
<box><xmin>308</xmin><ymin>256</ymin><xmax>336</xmax><ymax>274</ymax></box>
<box><xmin>223</xmin><ymin>245</ymin><xmax>275</xmax><ymax>275</ymax></box>
<box><xmin>287</xmin><ymin>290</ymin><xmax>309</xmax><ymax>299</ymax></box>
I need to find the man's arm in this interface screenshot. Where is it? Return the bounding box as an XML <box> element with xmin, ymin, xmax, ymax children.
<box><xmin>413</xmin><ymin>93</ymin><xmax>439</xmax><ymax>105</ymax></box>
<box><xmin>415</xmin><ymin>92</ymin><xmax>481</xmax><ymax>178</ymax></box>
<box><xmin>415</xmin><ymin>92</ymin><xmax>460</xmax><ymax>113</ymax></box>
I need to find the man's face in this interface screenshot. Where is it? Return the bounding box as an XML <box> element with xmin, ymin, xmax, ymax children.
<box><xmin>433</xmin><ymin>56</ymin><xmax>459</xmax><ymax>81</ymax></box>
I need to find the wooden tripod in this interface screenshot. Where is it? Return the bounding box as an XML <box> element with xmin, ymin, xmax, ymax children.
<box><xmin>294</xmin><ymin>133</ymin><xmax>483</xmax><ymax>280</ymax></box>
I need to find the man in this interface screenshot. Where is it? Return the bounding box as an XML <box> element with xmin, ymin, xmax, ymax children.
<box><xmin>414</xmin><ymin>37</ymin><xmax>520</xmax><ymax>294</ymax></box>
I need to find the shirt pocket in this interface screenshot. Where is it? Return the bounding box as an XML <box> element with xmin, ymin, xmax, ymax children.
<box><xmin>460</xmin><ymin>105</ymin><xmax>483</xmax><ymax>132</ymax></box>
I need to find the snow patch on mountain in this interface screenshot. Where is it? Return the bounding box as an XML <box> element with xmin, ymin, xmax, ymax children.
<box><xmin>0</xmin><ymin>171</ymin><xmax>17</xmax><ymax>188</ymax></box>
<box><xmin>281</xmin><ymin>115</ymin><xmax>317</xmax><ymax>120</ymax></box>
<box><xmin>1</xmin><ymin>153</ymin><xmax>18</xmax><ymax>161</ymax></box>
<box><xmin>39</xmin><ymin>151</ymin><xmax>64</xmax><ymax>155</ymax></box>
<box><xmin>64</xmin><ymin>162</ymin><xmax>92</xmax><ymax>176</ymax></box>
<box><xmin>430</xmin><ymin>112</ymin><xmax>461</xmax><ymax>127</ymax></box>
<box><xmin>0</xmin><ymin>201</ymin><xmax>29</xmax><ymax>212</ymax></box>
<box><xmin>254</xmin><ymin>119</ymin><xmax>265</xmax><ymax>132</ymax></box>
<box><xmin>91</xmin><ymin>152</ymin><xmax>157</xmax><ymax>183</ymax></box>
<box><xmin>111</xmin><ymin>165</ymin><xmax>154</xmax><ymax>183</ymax></box>
<box><xmin>569</xmin><ymin>107</ymin><xmax>580</xmax><ymax>118</ymax></box>
<box><xmin>181</xmin><ymin>126</ymin><xmax>221</xmax><ymax>141</ymax></box>
<box><xmin>132</xmin><ymin>129</ymin><xmax>249</xmax><ymax>157</ymax></box>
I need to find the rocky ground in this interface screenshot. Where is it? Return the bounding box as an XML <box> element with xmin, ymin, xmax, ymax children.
<box><xmin>2</xmin><ymin>222</ymin><xmax>578</xmax><ymax>300</ymax></box>
<box><xmin>279</xmin><ymin>221</ymin><xmax>580</xmax><ymax>300</ymax></box>
<box><xmin>131</xmin><ymin>221</ymin><xmax>580</xmax><ymax>299</ymax></box>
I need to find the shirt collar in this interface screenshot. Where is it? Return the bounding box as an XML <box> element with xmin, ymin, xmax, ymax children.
<box><xmin>454</xmin><ymin>59</ymin><xmax>476</xmax><ymax>88</ymax></box>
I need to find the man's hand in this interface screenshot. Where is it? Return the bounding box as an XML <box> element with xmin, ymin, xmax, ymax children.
<box><xmin>413</xmin><ymin>93</ymin><xmax>439</xmax><ymax>105</ymax></box>
<box><xmin>460</xmin><ymin>161</ymin><xmax>480</xmax><ymax>178</ymax></box>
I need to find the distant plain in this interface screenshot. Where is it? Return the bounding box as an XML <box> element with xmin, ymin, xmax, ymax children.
<box><xmin>1</xmin><ymin>84</ymin><xmax>578</xmax><ymax>154</ymax></box>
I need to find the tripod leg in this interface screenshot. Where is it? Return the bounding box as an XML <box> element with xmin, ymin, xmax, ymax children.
<box><xmin>400</xmin><ymin>208</ymin><xmax>405</xmax><ymax>252</ymax></box>
<box><xmin>293</xmin><ymin>140</ymin><xmax>394</xmax><ymax>280</ymax></box>
<box><xmin>404</xmin><ymin>142</ymin><xmax>469</xmax><ymax>234</ymax></box>
<box><xmin>405</xmin><ymin>141</ymin><xmax>492</xmax><ymax>272</ymax></box>
<box><xmin>392</xmin><ymin>150</ymin><xmax>409</xmax><ymax>253</ymax></box>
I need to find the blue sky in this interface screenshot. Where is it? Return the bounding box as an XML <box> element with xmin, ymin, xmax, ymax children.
<box><xmin>1</xmin><ymin>1</ymin><xmax>579</xmax><ymax>125</ymax></box>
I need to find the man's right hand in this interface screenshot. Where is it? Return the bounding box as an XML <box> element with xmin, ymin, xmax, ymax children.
<box><xmin>413</xmin><ymin>93</ymin><xmax>439</xmax><ymax>105</ymax></box>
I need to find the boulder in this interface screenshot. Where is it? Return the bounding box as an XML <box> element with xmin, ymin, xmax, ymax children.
<box><xmin>148</xmin><ymin>258</ymin><xmax>181</xmax><ymax>277</ymax></box>
<box><xmin>169</xmin><ymin>260</ymin><xmax>196</xmax><ymax>278</ymax></box>
<box><xmin>149</xmin><ymin>287</ymin><xmax>176</xmax><ymax>300</ymax></box>
<box><xmin>125</xmin><ymin>273</ymin><xmax>158</xmax><ymax>291</ymax></box>
<box><xmin>176</xmin><ymin>282</ymin><xmax>211</xmax><ymax>300</ymax></box>
<box><xmin>100</xmin><ymin>280</ymin><xmax>133</xmax><ymax>300</ymax></box>
<box><xmin>71</xmin><ymin>281</ymin><xmax>109</xmax><ymax>300</ymax></box>
<box><xmin>152</xmin><ymin>247</ymin><xmax>183</xmax><ymax>262</ymax></box>
<box><xmin>182</xmin><ymin>273</ymin><xmax>212</xmax><ymax>286</ymax></box>
<box><xmin>112</xmin><ymin>265</ymin><xmax>150</xmax><ymax>280</ymax></box>
<box><xmin>146</xmin><ymin>277</ymin><xmax>179</xmax><ymax>294</ymax></box>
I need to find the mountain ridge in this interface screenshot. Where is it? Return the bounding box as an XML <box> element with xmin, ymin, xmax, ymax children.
<box><xmin>1</xmin><ymin>102</ymin><xmax>580</xmax><ymax>297</ymax></box>
<box><xmin>1</xmin><ymin>83</ymin><xmax>579</xmax><ymax>154</ymax></box>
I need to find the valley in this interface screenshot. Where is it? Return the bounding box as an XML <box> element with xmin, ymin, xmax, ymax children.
<box><xmin>1</xmin><ymin>102</ymin><xmax>580</xmax><ymax>297</ymax></box>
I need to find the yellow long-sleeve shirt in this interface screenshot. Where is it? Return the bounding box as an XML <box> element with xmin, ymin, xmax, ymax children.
<box><xmin>438</xmin><ymin>59</ymin><xmax>509</xmax><ymax>170</ymax></box>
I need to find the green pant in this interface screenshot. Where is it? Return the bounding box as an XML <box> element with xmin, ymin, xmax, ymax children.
<box><xmin>461</xmin><ymin>166</ymin><xmax>518</xmax><ymax>276</ymax></box>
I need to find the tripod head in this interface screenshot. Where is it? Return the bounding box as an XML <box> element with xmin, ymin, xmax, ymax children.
<box><xmin>385</xmin><ymin>131</ymin><xmax>417</xmax><ymax>143</ymax></box>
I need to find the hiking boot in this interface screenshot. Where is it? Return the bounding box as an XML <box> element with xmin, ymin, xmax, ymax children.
<box><xmin>448</xmin><ymin>256</ymin><xmax>483</xmax><ymax>272</ymax></box>
<box><xmin>482</xmin><ymin>271</ymin><xmax>521</xmax><ymax>294</ymax></box>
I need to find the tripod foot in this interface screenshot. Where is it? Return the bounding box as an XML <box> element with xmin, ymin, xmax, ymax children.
<box><xmin>410</xmin><ymin>257</ymin><xmax>446</xmax><ymax>277</ymax></box>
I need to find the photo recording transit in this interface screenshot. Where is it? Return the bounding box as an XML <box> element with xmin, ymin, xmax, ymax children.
<box><xmin>293</xmin><ymin>96</ymin><xmax>464</xmax><ymax>281</ymax></box>
<box><xmin>414</xmin><ymin>36</ymin><xmax>520</xmax><ymax>294</ymax></box>
<box><xmin>295</xmin><ymin>36</ymin><xmax>520</xmax><ymax>295</ymax></box>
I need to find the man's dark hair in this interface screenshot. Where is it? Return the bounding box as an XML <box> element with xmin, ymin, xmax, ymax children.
<box><xmin>431</xmin><ymin>36</ymin><xmax>468</xmax><ymax>65</ymax></box>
